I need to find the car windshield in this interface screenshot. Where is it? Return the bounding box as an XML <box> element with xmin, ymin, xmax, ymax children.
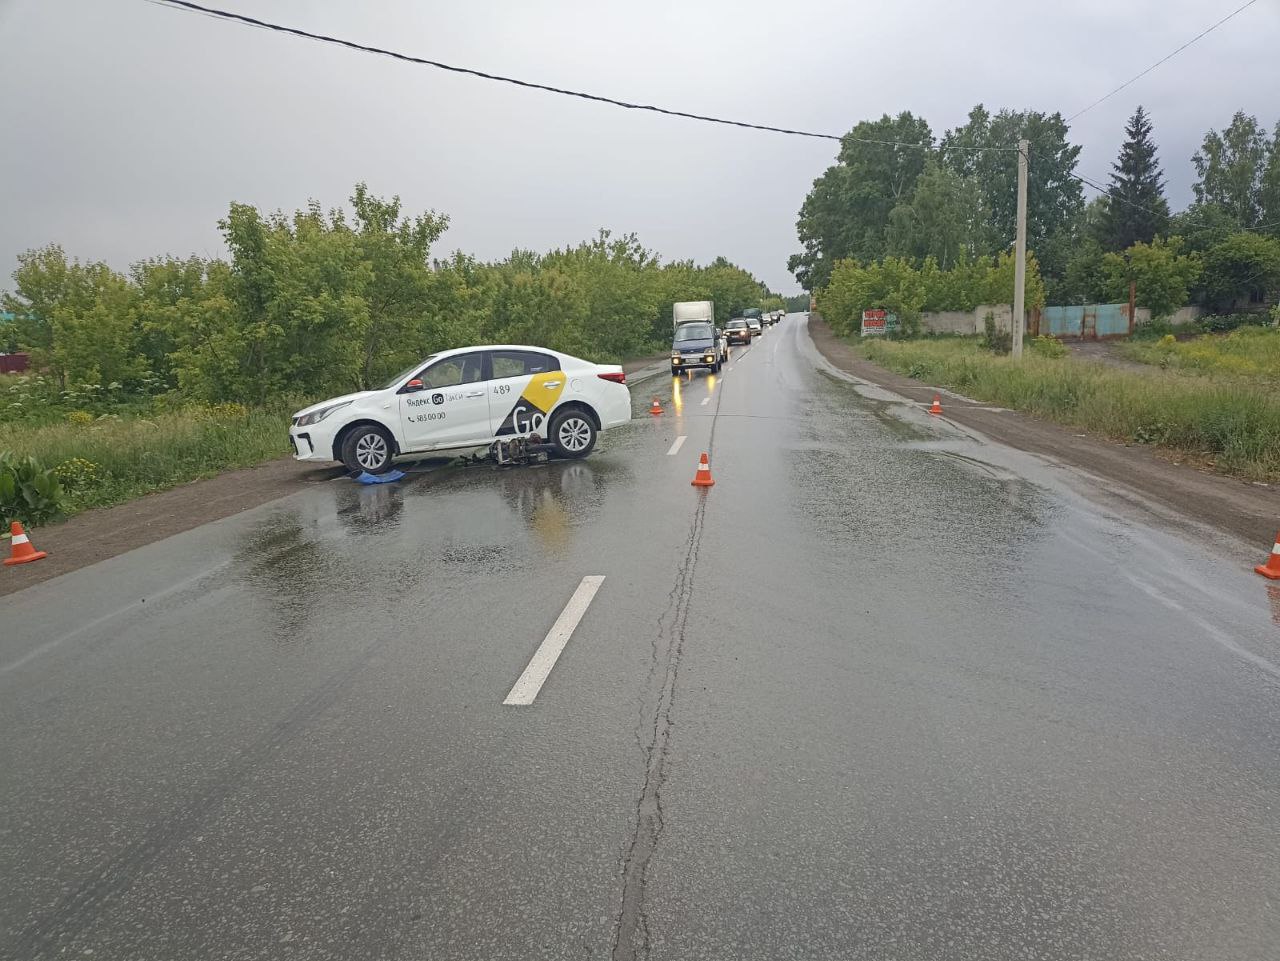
<box><xmin>674</xmin><ymin>324</ymin><xmax>713</xmax><ymax>342</ymax></box>
<box><xmin>379</xmin><ymin>357</ymin><xmax>435</xmax><ymax>390</ymax></box>
<box><xmin>727</xmin><ymin>320</ymin><xmax>747</xmax><ymax>328</ymax></box>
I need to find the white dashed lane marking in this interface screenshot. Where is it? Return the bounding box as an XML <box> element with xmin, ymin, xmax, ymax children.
<box><xmin>503</xmin><ymin>576</ymin><xmax>606</xmax><ymax>706</ymax></box>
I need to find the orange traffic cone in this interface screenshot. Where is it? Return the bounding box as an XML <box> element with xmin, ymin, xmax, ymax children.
<box><xmin>1255</xmin><ymin>532</ymin><xmax>1280</xmax><ymax>579</ymax></box>
<box><xmin>649</xmin><ymin>398</ymin><xmax>664</xmax><ymax>416</ymax></box>
<box><xmin>4</xmin><ymin>521</ymin><xmax>47</xmax><ymax>566</ymax></box>
<box><xmin>928</xmin><ymin>395</ymin><xmax>943</xmax><ymax>415</ymax></box>
<box><xmin>691</xmin><ymin>452</ymin><xmax>715</xmax><ymax>488</ymax></box>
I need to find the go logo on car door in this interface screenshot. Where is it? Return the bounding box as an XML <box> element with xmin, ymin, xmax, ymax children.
<box><xmin>494</xmin><ymin>371</ymin><xmax>566</xmax><ymax>437</ymax></box>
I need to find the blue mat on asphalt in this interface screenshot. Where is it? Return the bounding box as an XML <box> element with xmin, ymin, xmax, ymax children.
<box><xmin>355</xmin><ymin>469</ymin><xmax>405</xmax><ymax>485</ymax></box>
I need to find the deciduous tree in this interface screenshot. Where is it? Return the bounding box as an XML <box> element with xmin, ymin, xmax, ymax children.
<box><xmin>1196</xmin><ymin>232</ymin><xmax>1280</xmax><ymax>311</ymax></box>
<box><xmin>941</xmin><ymin>105</ymin><xmax>1084</xmax><ymax>261</ymax></box>
<box><xmin>789</xmin><ymin>112</ymin><xmax>933</xmax><ymax>289</ymax></box>
<box><xmin>1192</xmin><ymin>111</ymin><xmax>1270</xmax><ymax>228</ymax></box>
<box><xmin>885</xmin><ymin>160</ymin><xmax>987</xmax><ymax>269</ymax></box>
<box><xmin>1101</xmin><ymin>237</ymin><xmax>1200</xmax><ymax>319</ymax></box>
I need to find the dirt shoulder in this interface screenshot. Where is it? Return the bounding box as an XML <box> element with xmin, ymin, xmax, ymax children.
<box><xmin>1066</xmin><ymin>340</ymin><xmax>1149</xmax><ymax>372</ymax></box>
<box><xmin>808</xmin><ymin>316</ymin><xmax>1280</xmax><ymax>548</ymax></box>
<box><xmin>2</xmin><ymin>457</ymin><xmax>343</xmax><ymax>598</ymax></box>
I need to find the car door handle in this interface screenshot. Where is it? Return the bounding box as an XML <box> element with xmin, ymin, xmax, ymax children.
<box><xmin>542</xmin><ymin>380</ymin><xmax>562</xmax><ymax>388</ymax></box>
<box><xmin>465</xmin><ymin>390</ymin><xmax>485</xmax><ymax>398</ymax></box>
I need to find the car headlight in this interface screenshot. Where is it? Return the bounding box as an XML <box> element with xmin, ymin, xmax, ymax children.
<box><xmin>293</xmin><ymin>400</ymin><xmax>353</xmax><ymax>427</ymax></box>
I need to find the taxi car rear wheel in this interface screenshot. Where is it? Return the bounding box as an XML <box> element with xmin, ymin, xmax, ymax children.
<box><xmin>341</xmin><ymin>424</ymin><xmax>394</xmax><ymax>474</ymax></box>
<box><xmin>550</xmin><ymin>409</ymin><xmax>597</xmax><ymax>459</ymax></box>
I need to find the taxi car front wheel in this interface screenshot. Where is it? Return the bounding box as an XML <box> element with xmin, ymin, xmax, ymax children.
<box><xmin>341</xmin><ymin>424</ymin><xmax>394</xmax><ymax>474</ymax></box>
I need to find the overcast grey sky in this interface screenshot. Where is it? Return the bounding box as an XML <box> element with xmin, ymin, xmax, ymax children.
<box><xmin>1</xmin><ymin>0</ymin><xmax>1277</xmax><ymax>294</ymax></box>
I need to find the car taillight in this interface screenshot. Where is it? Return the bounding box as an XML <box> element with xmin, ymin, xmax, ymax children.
<box><xmin>598</xmin><ymin>371</ymin><xmax>626</xmax><ymax>384</ymax></box>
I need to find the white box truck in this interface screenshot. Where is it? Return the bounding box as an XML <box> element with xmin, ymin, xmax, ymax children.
<box><xmin>673</xmin><ymin>300</ymin><xmax>715</xmax><ymax>329</ymax></box>
<box><xmin>670</xmin><ymin>300</ymin><xmax>724</xmax><ymax>376</ymax></box>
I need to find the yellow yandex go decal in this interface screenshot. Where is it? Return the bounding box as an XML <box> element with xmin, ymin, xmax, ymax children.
<box><xmin>494</xmin><ymin>371</ymin><xmax>566</xmax><ymax>437</ymax></box>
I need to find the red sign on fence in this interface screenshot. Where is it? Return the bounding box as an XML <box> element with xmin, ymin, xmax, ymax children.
<box><xmin>861</xmin><ymin>309</ymin><xmax>899</xmax><ymax>337</ymax></box>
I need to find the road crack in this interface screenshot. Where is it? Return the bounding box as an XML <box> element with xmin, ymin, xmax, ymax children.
<box><xmin>613</xmin><ymin>489</ymin><xmax>708</xmax><ymax>961</ymax></box>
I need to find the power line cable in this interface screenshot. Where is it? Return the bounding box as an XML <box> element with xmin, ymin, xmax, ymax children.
<box><xmin>1069</xmin><ymin>170</ymin><xmax>1280</xmax><ymax>236</ymax></box>
<box><xmin>1066</xmin><ymin>0</ymin><xmax>1261</xmax><ymax>122</ymax></box>
<box><xmin>145</xmin><ymin>0</ymin><xmax>1019</xmax><ymax>153</ymax></box>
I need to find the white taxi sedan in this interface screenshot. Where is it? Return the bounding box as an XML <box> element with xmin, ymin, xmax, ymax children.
<box><xmin>290</xmin><ymin>345</ymin><xmax>632</xmax><ymax>474</ymax></box>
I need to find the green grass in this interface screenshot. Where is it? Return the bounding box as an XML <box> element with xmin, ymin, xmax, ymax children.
<box><xmin>1117</xmin><ymin>326</ymin><xmax>1280</xmax><ymax>382</ymax></box>
<box><xmin>0</xmin><ymin>403</ymin><xmax>292</xmax><ymax>517</ymax></box>
<box><xmin>856</xmin><ymin>336</ymin><xmax>1280</xmax><ymax>482</ymax></box>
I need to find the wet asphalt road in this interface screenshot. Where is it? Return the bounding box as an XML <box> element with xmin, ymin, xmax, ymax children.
<box><xmin>3</xmin><ymin>315</ymin><xmax>1280</xmax><ymax>961</ymax></box>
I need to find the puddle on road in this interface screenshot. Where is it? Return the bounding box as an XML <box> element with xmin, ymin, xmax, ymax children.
<box><xmin>225</xmin><ymin>455</ymin><xmax>632</xmax><ymax>644</ymax></box>
<box><xmin>813</xmin><ymin>369</ymin><xmax>930</xmax><ymax>444</ymax></box>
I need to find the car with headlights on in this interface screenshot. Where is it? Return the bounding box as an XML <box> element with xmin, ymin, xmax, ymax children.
<box><xmin>670</xmin><ymin>321</ymin><xmax>723</xmax><ymax>375</ymax></box>
<box><xmin>289</xmin><ymin>345</ymin><xmax>631</xmax><ymax>474</ymax></box>
<box><xmin>724</xmin><ymin>318</ymin><xmax>752</xmax><ymax>346</ymax></box>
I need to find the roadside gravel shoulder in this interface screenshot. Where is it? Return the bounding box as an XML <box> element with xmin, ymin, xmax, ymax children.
<box><xmin>807</xmin><ymin>315</ymin><xmax>1280</xmax><ymax>549</ymax></box>
<box><xmin>1</xmin><ymin>458</ymin><xmax>343</xmax><ymax>598</ymax></box>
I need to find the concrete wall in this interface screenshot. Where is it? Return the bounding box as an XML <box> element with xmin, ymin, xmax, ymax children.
<box><xmin>921</xmin><ymin>304</ymin><xmax>1014</xmax><ymax>335</ymax></box>
<box><xmin>980</xmin><ymin>304</ymin><xmax>1014</xmax><ymax>333</ymax></box>
<box><xmin>921</xmin><ymin>302</ymin><xmax>1209</xmax><ymax>338</ymax></box>
<box><xmin>922</xmin><ymin>310</ymin><xmax>978</xmax><ymax>335</ymax></box>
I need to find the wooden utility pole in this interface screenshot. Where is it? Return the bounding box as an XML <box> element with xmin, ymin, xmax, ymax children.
<box><xmin>1012</xmin><ymin>139</ymin><xmax>1029</xmax><ymax>359</ymax></box>
<box><xmin>1128</xmin><ymin>278</ymin><xmax>1137</xmax><ymax>335</ymax></box>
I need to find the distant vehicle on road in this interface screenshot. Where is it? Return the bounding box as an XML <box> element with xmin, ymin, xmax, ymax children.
<box><xmin>746</xmin><ymin>317</ymin><xmax>763</xmax><ymax>338</ymax></box>
<box><xmin>724</xmin><ymin>318</ymin><xmax>752</xmax><ymax>346</ymax></box>
<box><xmin>290</xmin><ymin>346</ymin><xmax>631</xmax><ymax>474</ymax></box>
<box><xmin>671</xmin><ymin>322</ymin><xmax>722</xmax><ymax>376</ymax></box>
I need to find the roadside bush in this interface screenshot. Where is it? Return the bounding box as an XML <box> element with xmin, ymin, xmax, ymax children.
<box><xmin>0</xmin><ymin>451</ymin><xmax>66</xmax><ymax>527</ymax></box>
<box><xmin>1197</xmin><ymin>312</ymin><xmax>1270</xmax><ymax>334</ymax></box>
<box><xmin>53</xmin><ymin>457</ymin><xmax>101</xmax><ymax>505</ymax></box>
<box><xmin>193</xmin><ymin>402</ymin><xmax>250</xmax><ymax>421</ymax></box>
<box><xmin>980</xmin><ymin>313</ymin><xmax>1011</xmax><ymax>354</ymax></box>
<box><xmin>0</xmin><ymin>404</ymin><xmax>291</xmax><ymax>516</ymax></box>
<box><xmin>1029</xmin><ymin>335</ymin><xmax>1067</xmax><ymax>359</ymax></box>
<box><xmin>1119</xmin><ymin>326</ymin><xmax>1280</xmax><ymax>381</ymax></box>
<box><xmin>1130</xmin><ymin>320</ymin><xmax>1173</xmax><ymax>341</ymax></box>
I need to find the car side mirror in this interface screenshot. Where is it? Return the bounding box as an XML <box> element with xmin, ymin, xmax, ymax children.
<box><xmin>401</xmin><ymin>378</ymin><xmax>425</xmax><ymax>393</ymax></box>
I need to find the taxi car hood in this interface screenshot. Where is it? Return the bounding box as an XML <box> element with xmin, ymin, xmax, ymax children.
<box><xmin>292</xmin><ymin>390</ymin><xmax>377</xmax><ymax>420</ymax></box>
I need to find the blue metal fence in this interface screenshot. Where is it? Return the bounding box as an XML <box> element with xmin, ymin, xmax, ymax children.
<box><xmin>1040</xmin><ymin>304</ymin><xmax>1132</xmax><ymax>339</ymax></box>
